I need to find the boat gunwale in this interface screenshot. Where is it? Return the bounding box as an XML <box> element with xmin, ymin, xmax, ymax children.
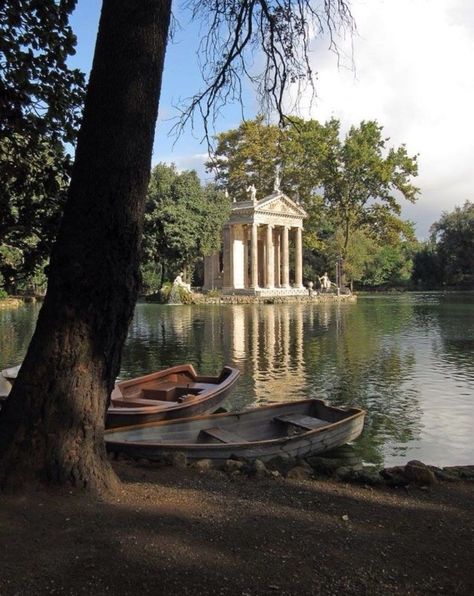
<box><xmin>104</xmin><ymin>399</ymin><xmax>365</xmax><ymax>450</ymax></box>
<box><xmin>114</xmin><ymin>363</ymin><xmax>198</xmax><ymax>390</ymax></box>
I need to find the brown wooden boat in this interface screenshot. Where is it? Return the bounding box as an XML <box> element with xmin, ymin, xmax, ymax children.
<box><xmin>105</xmin><ymin>398</ymin><xmax>365</xmax><ymax>463</ymax></box>
<box><xmin>106</xmin><ymin>364</ymin><xmax>240</xmax><ymax>428</ymax></box>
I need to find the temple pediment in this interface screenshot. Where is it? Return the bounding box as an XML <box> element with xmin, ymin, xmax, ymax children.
<box><xmin>229</xmin><ymin>191</ymin><xmax>307</xmax><ymax>226</ymax></box>
<box><xmin>256</xmin><ymin>192</ymin><xmax>307</xmax><ymax>218</ymax></box>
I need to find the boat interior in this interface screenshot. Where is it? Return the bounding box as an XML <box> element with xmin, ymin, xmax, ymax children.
<box><xmin>107</xmin><ymin>400</ymin><xmax>359</xmax><ymax>444</ymax></box>
<box><xmin>110</xmin><ymin>368</ymin><xmax>231</xmax><ymax>409</ymax></box>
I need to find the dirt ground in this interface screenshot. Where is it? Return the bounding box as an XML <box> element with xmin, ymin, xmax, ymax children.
<box><xmin>0</xmin><ymin>460</ymin><xmax>473</xmax><ymax>596</ymax></box>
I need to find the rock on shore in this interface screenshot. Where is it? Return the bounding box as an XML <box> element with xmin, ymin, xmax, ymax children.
<box><xmin>116</xmin><ymin>446</ymin><xmax>474</xmax><ymax>488</ymax></box>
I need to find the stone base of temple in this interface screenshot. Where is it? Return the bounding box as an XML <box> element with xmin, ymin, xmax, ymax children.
<box><xmin>221</xmin><ymin>287</ymin><xmax>309</xmax><ymax>297</ymax></box>
<box><xmin>196</xmin><ymin>292</ymin><xmax>356</xmax><ymax>305</ymax></box>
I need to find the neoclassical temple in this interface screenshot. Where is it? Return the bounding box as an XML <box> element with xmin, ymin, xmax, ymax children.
<box><xmin>203</xmin><ymin>185</ymin><xmax>308</xmax><ymax>296</ymax></box>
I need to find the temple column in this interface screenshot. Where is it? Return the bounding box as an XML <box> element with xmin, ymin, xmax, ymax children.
<box><xmin>243</xmin><ymin>225</ymin><xmax>249</xmax><ymax>289</ymax></box>
<box><xmin>223</xmin><ymin>224</ymin><xmax>235</xmax><ymax>290</ymax></box>
<box><xmin>250</xmin><ymin>223</ymin><xmax>259</xmax><ymax>289</ymax></box>
<box><xmin>265</xmin><ymin>224</ymin><xmax>274</xmax><ymax>288</ymax></box>
<box><xmin>294</xmin><ymin>226</ymin><xmax>303</xmax><ymax>288</ymax></box>
<box><xmin>223</xmin><ymin>225</ymin><xmax>231</xmax><ymax>289</ymax></box>
<box><xmin>274</xmin><ymin>228</ymin><xmax>281</xmax><ymax>287</ymax></box>
<box><xmin>281</xmin><ymin>225</ymin><xmax>290</xmax><ymax>288</ymax></box>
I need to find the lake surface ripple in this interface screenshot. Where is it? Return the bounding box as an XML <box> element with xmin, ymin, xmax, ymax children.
<box><xmin>1</xmin><ymin>293</ymin><xmax>473</xmax><ymax>466</ymax></box>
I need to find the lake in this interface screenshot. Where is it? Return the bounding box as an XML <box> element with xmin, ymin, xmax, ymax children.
<box><xmin>1</xmin><ymin>293</ymin><xmax>473</xmax><ymax>467</ymax></box>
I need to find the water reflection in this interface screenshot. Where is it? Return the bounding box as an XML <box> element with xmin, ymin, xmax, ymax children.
<box><xmin>1</xmin><ymin>293</ymin><xmax>473</xmax><ymax>467</ymax></box>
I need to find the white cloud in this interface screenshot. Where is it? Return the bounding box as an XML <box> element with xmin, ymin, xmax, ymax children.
<box><xmin>300</xmin><ymin>0</ymin><xmax>474</xmax><ymax>238</ymax></box>
<box><xmin>151</xmin><ymin>152</ymin><xmax>211</xmax><ymax>179</ymax></box>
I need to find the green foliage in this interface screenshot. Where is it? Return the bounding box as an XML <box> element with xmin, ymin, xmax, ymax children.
<box><xmin>362</xmin><ymin>243</ymin><xmax>414</xmax><ymax>288</ymax></box>
<box><xmin>140</xmin><ymin>262</ymin><xmax>162</xmax><ymax>295</ymax></box>
<box><xmin>157</xmin><ymin>281</ymin><xmax>194</xmax><ymax>304</ymax></box>
<box><xmin>159</xmin><ymin>281</ymin><xmax>173</xmax><ymax>303</ymax></box>
<box><xmin>209</xmin><ymin>116</ymin><xmax>282</xmax><ymax>199</ymax></box>
<box><xmin>429</xmin><ymin>201</ymin><xmax>474</xmax><ymax>287</ymax></box>
<box><xmin>210</xmin><ymin>117</ymin><xmax>419</xmax><ymax>287</ymax></box>
<box><xmin>206</xmin><ymin>288</ymin><xmax>221</xmax><ymax>298</ymax></box>
<box><xmin>0</xmin><ymin>0</ymin><xmax>85</xmax><ymax>144</ymax></box>
<box><xmin>320</xmin><ymin>120</ymin><xmax>419</xmax><ymax>258</ymax></box>
<box><xmin>143</xmin><ymin>163</ymin><xmax>231</xmax><ymax>283</ymax></box>
<box><xmin>0</xmin><ymin>271</ymin><xmax>7</xmax><ymax>299</ymax></box>
<box><xmin>0</xmin><ymin>0</ymin><xmax>86</xmax><ymax>289</ymax></box>
<box><xmin>412</xmin><ymin>242</ymin><xmax>440</xmax><ymax>289</ymax></box>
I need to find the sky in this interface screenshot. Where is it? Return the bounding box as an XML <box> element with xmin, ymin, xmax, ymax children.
<box><xmin>70</xmin><ymin>0</ymin><xmax>474</xmax><ymax>239</ymax></box>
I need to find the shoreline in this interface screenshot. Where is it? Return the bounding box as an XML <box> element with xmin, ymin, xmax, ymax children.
<box><xmin>110</xmin><ymin>445</ymin><xmax>474</xmax><ymax>489</ymax></box>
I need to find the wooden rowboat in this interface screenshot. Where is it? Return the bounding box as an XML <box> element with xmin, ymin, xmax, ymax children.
<box><xmin>105</xmin><ymin>399</ymin><xmax>365</xmax><ymax>462</ymax></box>
<box><xmin>0</xmin><ymin>363</ymin><xmax>239</xmax><ymax>424</ymax></box>
<box><xmin>106</xmin><ymin>364</ymin><xmax>240</xmax><ymax>428</ymax></box>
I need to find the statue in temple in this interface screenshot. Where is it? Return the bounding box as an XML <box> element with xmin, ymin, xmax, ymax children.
<box><xmin>246</xmin><ymin>184</ymin><xmax>257</xmax><ymax>202</ymax></box>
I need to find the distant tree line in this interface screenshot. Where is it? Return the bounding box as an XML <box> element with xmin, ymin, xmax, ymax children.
<box><xmin>140</xmin><ymin>119</ymin><xmax>472</xmax><ymax>292</ymax></box>
<box><xmin>2</xmin><ymin>101</ymin><xmax>473</xmax><ymax>294</ymax></box>
<box><xmin>413</xmin><ymin>201</ymin><xmax>474</xmax><ymax>289</ymax></box>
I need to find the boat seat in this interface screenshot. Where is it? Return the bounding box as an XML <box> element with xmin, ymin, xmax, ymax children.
<box><xmin>199</xmin><ymin>427</ymin><xmax>249</xmax><ymax>444</ymax></box>
<box><xmin>111</xmin><ymin>397</ymin><xmax>174</xmax><ymax>408</ymax></box>
<box><xmin>190</xmin><ymin>382</ymin><xmax>216</xmax><ymax>391</ymax></box>
<box><xmin>274</xmin><ymin>414</ymin><xmax>329</xmax><ymax>431</ymax></box>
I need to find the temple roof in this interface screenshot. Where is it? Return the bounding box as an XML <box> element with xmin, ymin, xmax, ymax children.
<box><xmin>229</xmin><ymin>190</ymin><xmax>307</xmax><ymax>227</ymax></box>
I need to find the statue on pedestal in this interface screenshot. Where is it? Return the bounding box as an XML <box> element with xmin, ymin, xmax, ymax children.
<box><xmin>318</xmin><ymin>272</ymin><xmax>335</xmax><ymax>292</ymax></box>
<box><xmin>273</xmin><ymin>164</ymin><xmax>281</xmax><ymax>193</ymax></box>
<box><xmin>246</xmin><ymin>184</ymin><xmax>257</xmax><ymax>203</ymax></box>
<box><xmin>173</xmin><ymin>273</ymin><xmax>191</xmax><ymax>292</ymax></box>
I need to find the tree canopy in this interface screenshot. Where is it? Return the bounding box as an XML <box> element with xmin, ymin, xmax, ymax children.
<box><xmin>430</xmin><ymin>201</ymin><xmax>474</xmax><ymax>286</ymax></box>
<box><xmin>142</xmin><ymin>163</ymin><xmax>230</xmax><ymax>286</ymax></box>
<box><xmin>0</xmin><ymin>0</ymin><xmax>85</xmax><ymax>289</ymax></box>
<box><xmin>320</xmin><ymin>120</ymin><xmax>419</xmax><ymax>258</ymax></box>
<box><xmin>209</xmin><ymin>116</ymin><xmax>419</xmax><ymax>285</ymax></box>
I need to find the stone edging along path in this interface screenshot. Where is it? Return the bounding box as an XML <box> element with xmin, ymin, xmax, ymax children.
<box><xmin>111</xmin><ymin>445</ymin><xmax>474</xmax><ymax>488</ymax></box>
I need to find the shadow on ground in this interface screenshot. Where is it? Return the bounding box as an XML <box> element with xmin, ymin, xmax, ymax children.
<box><xmin>0</xmin><ymin>461</ymin><xmax>473</xmax><ymax>595</ymax></box>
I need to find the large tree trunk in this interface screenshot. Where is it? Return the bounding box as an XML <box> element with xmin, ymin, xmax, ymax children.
<box><xmin>0</xmin><ymin>0</ymin><xmax>172</xmax><ymax>494</ymax></box>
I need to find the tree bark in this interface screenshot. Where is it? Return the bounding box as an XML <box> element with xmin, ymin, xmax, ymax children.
<box><xmin>0</xmin><ymin>0</ymin><xmax>172</xmax><ymax>494</ymax></box>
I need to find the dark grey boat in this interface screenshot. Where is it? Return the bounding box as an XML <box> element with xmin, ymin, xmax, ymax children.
<box><xmin>105</xmin><ymin>399</ymin><xmax>365</xmax><ymax>463</ymax></box>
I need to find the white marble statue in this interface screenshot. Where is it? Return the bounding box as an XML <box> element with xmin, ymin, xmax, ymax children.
<box><xmin>273</xmin><ymin>165</ymin><xmax>281</xmax><ymax>192</ymax></box>
<box><xmin>173</xmin><ymin>273</ymin><xmax>191</xmax><ymax>292</ymax></box>
<box><xmin>246</xmin><ymin>184</ymin><xmax>257</xmax><ymax>202</ymax></box>
<box><xmin>318</xmin><ymin>272</ymin><xmax>334</xmax><ymax>292</ymax></box>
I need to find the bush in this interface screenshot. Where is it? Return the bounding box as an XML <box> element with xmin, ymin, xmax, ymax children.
<box><xmin>206</xmin><ymin>288</ymin><xmax>221</xmax><ymax>298</ymax></box>
<box><xmin>140</xmin><ymin>263</ymin><xmax>162</xmax><ymax>294</ymax></box>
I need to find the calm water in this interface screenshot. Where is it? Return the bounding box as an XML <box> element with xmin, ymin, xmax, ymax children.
<box><xmin>1</xmin><ymin>294</ymin><xmax>473</xmax><ymax>466</ymax></box>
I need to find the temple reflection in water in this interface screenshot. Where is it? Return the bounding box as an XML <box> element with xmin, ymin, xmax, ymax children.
<box><xmin>229</xmin><ymin>304</ymin><xmax>311</xmax><ymax>405</ymax></box>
